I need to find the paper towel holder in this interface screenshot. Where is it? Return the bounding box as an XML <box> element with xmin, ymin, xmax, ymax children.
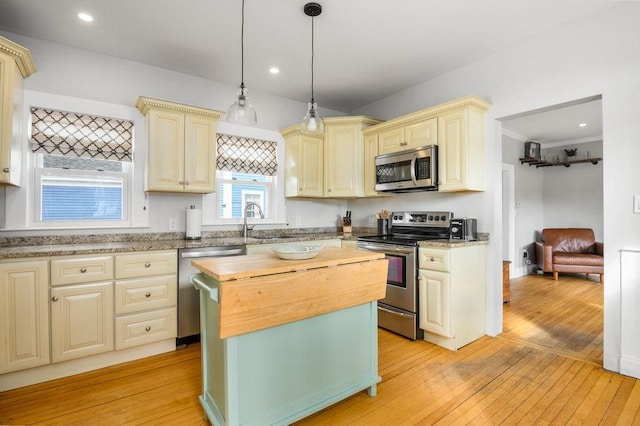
<box><xmin>185</xmin><ymin>205</ymin><xmax>202</xmax><ymax>240</ymax></box>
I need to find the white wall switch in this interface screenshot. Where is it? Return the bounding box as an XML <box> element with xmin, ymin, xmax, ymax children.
<box><xmin>635</xmin><ymin>195</ymin><xmax>640</xmax><ymax>214</ymax></box>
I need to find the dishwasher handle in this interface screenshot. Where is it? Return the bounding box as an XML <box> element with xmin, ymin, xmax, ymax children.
<box><xmin>180</xmin><ymin>246</ymin><xmax>246</xmax><ymax>258</ymax></box>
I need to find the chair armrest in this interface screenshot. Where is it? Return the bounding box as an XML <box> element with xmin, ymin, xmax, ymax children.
<box><xmin>595</xmin><ymin>241</ymin><xmax>604</xmax><ymax>256</ymax></box>
<box><xmin>534</xmin><ymin>241</ymin><xmax>554</xmax><ymax>272</ymax></box>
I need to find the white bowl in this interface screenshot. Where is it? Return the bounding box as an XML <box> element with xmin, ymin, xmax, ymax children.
<box><xmin>272</xmin><ymin>244</ymin><xmax>322</xmax><ymax>260</ymax></box>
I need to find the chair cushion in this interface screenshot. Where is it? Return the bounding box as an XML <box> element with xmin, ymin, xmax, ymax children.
<box><xmin>542</xmin><ymin>228</ymin><xmax>596</xmax><ymax>253</ymax></box>
<box><xmin>553</xmin><ymin>252</ymin><xmax>604</xmax><ymax>267</ymax></box>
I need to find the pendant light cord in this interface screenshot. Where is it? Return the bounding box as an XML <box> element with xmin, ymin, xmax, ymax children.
<box><xmin>240</xmin><ymin>0</ymin><xmax>246</xmax><ymax>88</ymax></box>
<box><xmin>310</xmin><ymin>15</ymin><xmax>315</xmax><ymax>103</ymax></box>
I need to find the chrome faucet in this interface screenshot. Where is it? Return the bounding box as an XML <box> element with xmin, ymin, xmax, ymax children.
<box><xmin>243</xmin><ymin>202</ymin><xmax>265</xmax><ymax>240</ymax></box>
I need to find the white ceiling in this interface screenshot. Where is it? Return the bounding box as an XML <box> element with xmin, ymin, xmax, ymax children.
<box><xmin>0</xmin><ymin>0</ymin><xmax>621</xmax><ymax>115</ymax></box>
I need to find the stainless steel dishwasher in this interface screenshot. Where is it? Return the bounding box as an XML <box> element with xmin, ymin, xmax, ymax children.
<box><xmin>177</xmin><ymin>245</ymin><xmax>246</xmax><ymax>346</ymax></box>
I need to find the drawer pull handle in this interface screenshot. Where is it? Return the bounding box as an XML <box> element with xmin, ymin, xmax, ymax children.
<box><xmin>80</xmin><ymin>268</ymin><xmax>87</xmax><ymax>273</ymax></box>
<box><xmin>145</xmin><ymin>326</ymin><xmax>151</xmax><ymax>332</ymax></box>
<box><xmin>145</xmin><ymin>262</ymin><xmax>151</xmax><ymax>268</ymax></box>
<box><xmin>51</xmin><ymin>296</ymin><xmax>59</xmax><ymax>302</ymax></box>
<box><xmin>145</xmin><ymin>292</ymin><xmax>151</xmax><ymax>298</ymax></box>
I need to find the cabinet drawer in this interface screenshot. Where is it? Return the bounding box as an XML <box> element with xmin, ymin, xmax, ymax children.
<box><xmin>50</xmin><ymin>256</ymin><xmax>114</xmax><ymax>286</ymax></box>
<box><xmin>115</xmin><ymin>275</ymin><xmax>177</xmax><ymax>314</ymax></box>
<box><xmin>419</xmin><ymin>248</ymin><xmax>450</xmax><ymax>272</ymax></box>
<box><xmin>115</xmin><ymin>250</ymin><xmax>177</xmax><ymax>279</ymax></box>
<box><xmin>115</xmin><ymin>307</ymin><xmax>177</xmax><ymax>350</ymax></box>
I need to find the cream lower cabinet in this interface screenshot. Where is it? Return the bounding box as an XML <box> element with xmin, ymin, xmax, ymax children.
<box><xmin>324</xmin><ymin>116</ymin><xmax>382</xmax><ymax>197</ymax></box>
<box><xmin>418</xmin><ymin>245</ymin><xmax>486</xmax><ymax>351</ymax></box>
<box><xmin>0</xmin><ymin>259</ymin><xmax>49</xmax><ymax>374</ymax></box>
<box><xmin>50</xmin><ymin>255</ymin><xmax>115</xmax><ymax>363</ymax></box>
<box><xmin>114</xmin><ymin>250</ymin><xmax>177</xmax><ymax>350</ymax></box>
<box><xmin>0</xmin><ymin>36</ymin><xmax>36</xmax><ymax>186</ymax></box>
<box><xmin>136</xmin><ymin>97</ymin><xmax>223</xmax><ymax>193</ymax></box>
<box><xmin>282</xmin><ymin>126</ymin><xmax>325</xmax><ymax>197</ymax></box>
<box><xmin>247</xmin><ymin>239</ymin><xmax>341</xmax><ymax>255</ymax></box>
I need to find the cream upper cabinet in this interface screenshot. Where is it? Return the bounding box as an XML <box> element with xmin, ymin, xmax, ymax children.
<box><xmin>0</xmin><ymin>36</ymin><xmax>36</xmax><ymax>186</ymax></box>
<box><xmin>324</xmin><ymin>116</ymin><xmax>382</xmax><ymax>198</ymax></box>
<box><xmin>363</xmin><ymin>133</ymin><xmax>381</xmax><ymax>197</ymax></box>
<box><xmin>418</xmin><ymin>245</ymin><xmax>486</xmax><ymax>351</ymax></box>
<box><xmin>377</xmin><ymin>118</ymin><xmax>437</xmax><ymax>155</ymax></box>
<box><xmin>437</xmin><ymin>100</ymin><xmax>488</xmax><ymax>192</ymax></box>
<box><xmin>136</xmin><ymin>97</ymin><xmax>223</xmax><ymax>193</ymax></box>
<box><xmin>0</xmin><ymin>259</ymin><xmax>49</xmax><ymax>374</ymax></box>
<box><xmin>282</xmin><ymin>126</ymin><xmax>325</xmax><ymax>198</ymax></box>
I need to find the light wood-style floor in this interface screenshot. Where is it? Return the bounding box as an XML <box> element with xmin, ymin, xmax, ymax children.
<box><xmin>2</xmin><ymin>273</ymin><xmax>639</xmax><ymax>425</ymax></box>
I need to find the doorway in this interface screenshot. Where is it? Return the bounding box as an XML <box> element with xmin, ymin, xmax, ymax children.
<box><xmin>499</xmin><ymin>96</ymin><xmax>604</xmax><ymax>365</ymax></box>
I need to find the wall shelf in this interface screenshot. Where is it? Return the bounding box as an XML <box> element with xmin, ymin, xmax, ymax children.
<box><xmin>519</xmin><ymin>157</ymin><xmax>602</xmax><ymax>168</ymax></box>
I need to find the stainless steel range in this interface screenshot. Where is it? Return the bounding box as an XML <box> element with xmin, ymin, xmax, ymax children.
<box><xmin>357</xmin><ymin>211</ymin><xmax>453</xmax><ymax>340</ymax></box>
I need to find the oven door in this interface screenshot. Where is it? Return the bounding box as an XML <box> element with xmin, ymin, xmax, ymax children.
<box><xmin>356</xmin><ymin>241</ymin><xmax>417</xmax><ymax>312</ymax></box>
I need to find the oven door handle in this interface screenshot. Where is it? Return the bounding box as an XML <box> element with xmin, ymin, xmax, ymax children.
<box><xmin>410</xmin><ymin>154</ymin><xmax>418</xmax><ymax>185</ymax></box>
<box><xmin>378</xmin><ymin>306</ymin><xmax>414</xmax><ymax>318</ymax></box>
<box><xmin>357</xmin><ymin>243</ymin><xmax>414</xmax><ymax>255</ymax></box>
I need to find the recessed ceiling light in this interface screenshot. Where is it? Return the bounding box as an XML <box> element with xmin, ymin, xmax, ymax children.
<box><xmin>77</xmin><ymin>12</ymin><xmax>94</xmax><ymax>22</ymax></box>
<box><xmin>269</xmin><ymin>67</ymin><xmax>280</xmax><ymax>75</ymax></box>
<box><xmin>578</xmin><ymin>122</ymin><xmax>587</xmax><ymax>127</ymax></box>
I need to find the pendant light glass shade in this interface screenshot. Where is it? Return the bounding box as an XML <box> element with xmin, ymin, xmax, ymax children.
<box><xmin>300</xmin><ymin>101</ymin><xmax>324</xmax><ymax>135</ymax></box>
<box><xmin>227</xmin><ymin>83</ymin><xmax>257</xmax><ymax>125</ymax></box>
<box><xmin>227</xmin><ymin>0</ymin><xmax>257</xmax><ymax>125</ymax></box>
<box><xmin>300</xmin><ymin>3</ymin><xmax>324</xmax><ymax>136</ymax></box>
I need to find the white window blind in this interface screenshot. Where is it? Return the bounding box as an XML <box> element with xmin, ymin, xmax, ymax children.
<box><xmin>216</xmin><ymin>134</ymin><xmax>277</xmax><ymax>176</ymax></box>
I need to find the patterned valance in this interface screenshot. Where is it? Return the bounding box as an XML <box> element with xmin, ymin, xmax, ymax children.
<box><xmin>216</xmin><ymin>134</ymin><xmax>278</xmax><ymax>176</ymax></box>
<box><xmin>31</xmin><ymin>107</ymin><xmax>133</xmax><ymax>162</ymax></box>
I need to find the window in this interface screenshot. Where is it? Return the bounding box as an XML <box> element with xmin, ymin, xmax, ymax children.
<box><xmin>30</xmin><ymin>107</ymin><xmax>134</xmax><ymax>227</ymax></box>
<box><xmin>212</xmin><ymin>134</ymin><xmax>278</xmax><ymax>222</ymax></box>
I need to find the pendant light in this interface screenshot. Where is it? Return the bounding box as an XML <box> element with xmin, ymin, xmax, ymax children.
<box><xmin>299</xmin><ymin>2</ymin><xmax>324</xmax><ymax>136</ymax></box>
<box><xmin>227</xmin><ymin>0</ymin><xmax>257</xmax><ymax>125</ymax></box>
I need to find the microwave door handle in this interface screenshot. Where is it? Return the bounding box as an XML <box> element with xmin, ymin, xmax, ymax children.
<box><xmin>410</xmin><ymin>154</ymin><xmax>418</xmax><ymax>185</ymax></box>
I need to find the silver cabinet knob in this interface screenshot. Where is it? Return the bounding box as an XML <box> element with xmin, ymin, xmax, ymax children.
<box><xmin>430</xmin><ymin>257</ymin><xmax>435</xmax><ymax>262</ymax></box>
<box><xmin>145</xmin><ymin>292</ymin><xmax>151</xmax><ymax>298</ymax></box>
<box><xmin>144</xmin><ymin>262</ymin><xmax>151</xmax><ymax>268</ymax></box>
<box><xmin>2</xmin><ymin>168</ymin><xmax>8</xmax><ymax>173</ymax></box>
<box><xmin>145</xmin><ymin>326</ymin><xmax>151</xmax><ymax>332</ymax></box>
<box><xmin>80</xmin><ymin>268</ymin><xmax>87</xmax><ymax>273</ymax></box>
<box><xmin>185</xmin><ymin>181</ymin><xmax>190</xmax><ymax>186</ymax></box>
<box><xmin>52</xmin><ymin>296</ymin><xmax>59</xmax><ymax>302</ymax></box>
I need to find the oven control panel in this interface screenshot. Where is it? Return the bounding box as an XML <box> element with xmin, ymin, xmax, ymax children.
<box><xmin>390</xmin><ymin>211</ymin><xmax>453</xmax><ymax>228</ymax></box>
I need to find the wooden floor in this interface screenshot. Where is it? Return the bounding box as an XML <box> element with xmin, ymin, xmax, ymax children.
<box><xmin>2</xmin><ymin>273</ymin><xmax>639</xmax><ymax>425</ymax></box>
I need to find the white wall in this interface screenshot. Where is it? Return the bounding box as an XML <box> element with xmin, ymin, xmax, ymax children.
<box><xmin>502</xmin><ymin>135</ymin><xmax>544</xmax><ymax>276</ymax></box>
<box><xmin>541</xmin><ymin>141</ymin><xmax>604</xmax><ymax>240</ymax></box>
<box><xmin>352</xmin><ymin>3</ymin><xmax>640</xmax><ymax>374</ymax></box>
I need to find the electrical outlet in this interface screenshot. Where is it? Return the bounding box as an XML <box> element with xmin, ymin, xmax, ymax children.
<box><xmin>522</xmin><ymin>249</ymin><xmax>528</xmax><ymax>258</ymax></box>
<box><xmin>169</xmin><ymin>218</ymin><xmax>177</xmax><ymax>231</ymax></box>
<box><xmin>634</xmin><ymin>195</ymin><xmax>640</xmax><ymax>213</ymax></box>
<box><xmin>295</xmin><ymin>216</ymin><xmax>302</xmax><ymax>226</ymax></box>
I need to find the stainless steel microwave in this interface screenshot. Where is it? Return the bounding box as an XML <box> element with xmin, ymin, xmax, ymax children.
<box><xmin>374</xmin><ymin>145</ymin><xmax>438</xmax><ymax>192</ymax></box>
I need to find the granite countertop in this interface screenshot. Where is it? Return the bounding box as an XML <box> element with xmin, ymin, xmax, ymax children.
<box><xmin>0</xmin><ymin>229</ymin><xmax>489</xmax><ymax>259</ymax></box>
<box><xmin>0</xmin><ymin>232</ymin><xmax>354</xmax><ymax>259</ymax></box>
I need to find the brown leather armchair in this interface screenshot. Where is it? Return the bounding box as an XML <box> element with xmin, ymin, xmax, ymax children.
<box><xmin>534</xmin><ymin>228</ymin><xmax>604</xmax><ymax>283</ymax></box>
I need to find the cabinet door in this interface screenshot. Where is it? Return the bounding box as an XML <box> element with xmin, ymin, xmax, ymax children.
<box><xmin>0</xmin><ymin>260</ymin><xmax>49</xmax><ymax>374</ymax></box>
<box><xmin>184</xmin><ymin>113</ymin><xmax>216</xmax><ymax>193</ymax></box>
<box><xmin>325</xmin><ymin>123</ymin><xmax>361</xmax><ymax>197</ymax></box>
<box><xmin>51</xmin><ymin>282</ymin><xmax>114</xmax><ymax>363</ymax></box>
<box><xmin>0</xmin><ymin>52</ymin><xmax>20</xmax><ymax>185</ymax></box>
<box><xmin>298</xmin><ymin>135</ymin><xmax>324</xmax><ymax>197</ymax></box>
<box><xmin>363</xmin><ymin>133</ymin><xmax>380</xmax><ymax>197</ymax></box>
<box><xmin>405</xmin><ymin>118</ymin><xmax>437</xmax><ymax>149</ymax></box>
<box><xmin>378</xmin><ymin>127</ymin><xmax>405</xmax><ymax>155</ymax></box>
<box><xmin>418</xmin><ymin>269</ymin><xmax>451</xmax><ymax>337</ymax></box>
<box><xmin>147</xmin><ymin>109</ymin><xmax>185</xmax><ymax>192</ymax></box>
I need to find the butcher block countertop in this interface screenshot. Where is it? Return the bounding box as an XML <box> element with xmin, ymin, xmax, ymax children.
<box><xmin>191</xmin><ymin>246</ymin><xmax>385</xmax><ymax>281</ymax></box>
<box><xmin>191</xmin><ymin>247</ymin><xmax>388</xmax><ymax>339</ymax></box>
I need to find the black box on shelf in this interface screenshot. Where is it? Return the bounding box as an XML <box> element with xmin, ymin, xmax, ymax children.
<box><xmin>524</xmin><ymin>141</ymin><xmax>541</xmax><ymax>159</ymax></box>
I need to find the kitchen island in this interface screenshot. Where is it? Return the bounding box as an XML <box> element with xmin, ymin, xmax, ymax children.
<box><xmin>191</xmin><ymin>247</ymin><xmax>388</xmax><ymax>426</ymax></box>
